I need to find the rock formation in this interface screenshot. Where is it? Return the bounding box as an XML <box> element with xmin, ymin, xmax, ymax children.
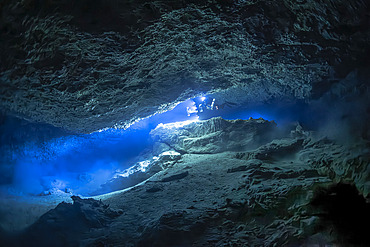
<box><xmin>1</xmin><ymin>118</ymin><xmax>369</xmax><ymax>246</ymax></box>
<box><xmin>0</xmin><ymin>0</ymin><xmax>369</xmax><ymax>246</ymax></box>
<box><xmin>0</xmin><ymin>0</ymin><xmax>369</xmax><ymax>133</ymax></box>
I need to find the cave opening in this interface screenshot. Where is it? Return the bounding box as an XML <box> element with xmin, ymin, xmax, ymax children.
<box><xmin>0</xmin><ymin>96</ymin><xmax>310</xmax><ymax>198</ymax></box>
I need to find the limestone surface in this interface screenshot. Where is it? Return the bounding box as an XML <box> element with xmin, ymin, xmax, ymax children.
<box><xmin>1</xmin><ymin>118</ymin><xmax>368</xmax><ymax>246</ymax></box>
<box><xmin>0</xmin><ymin>0</ymin><xmax>368</xmax><ymax>132</ymax></box>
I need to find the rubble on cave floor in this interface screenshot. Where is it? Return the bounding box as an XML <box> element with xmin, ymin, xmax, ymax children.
<box><xmin>2</xmin><ymin>117</ymin><xmax>369</xmax><ymax>246</ymax></box>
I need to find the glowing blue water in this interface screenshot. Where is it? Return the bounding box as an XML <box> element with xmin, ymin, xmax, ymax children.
<box><xmin>1</xmin><ymin>99</ymin><xmax>199</xmax><ymax>196</ymax></box>
<box><xmin>1</xmin><ymin>97</ymin><xmax>305</xmax><ymax>196</ymax></box>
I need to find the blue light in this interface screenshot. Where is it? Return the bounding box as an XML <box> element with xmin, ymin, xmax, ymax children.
<box><xmin>2</xmin><ymin>97</ymin><xmax>305</xmax><ymax>197</ymax></box>
<box><xmin>1</xmin><ymin>98</ymin><xmax>204</xmax><ymax>196</ymax></box>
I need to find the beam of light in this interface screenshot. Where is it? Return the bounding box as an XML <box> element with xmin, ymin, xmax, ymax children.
<box><xmin>114</xmin><ymin>150</ymin><xmax>181</xmax><ymax>180</ymax></box>
<box><xmin>3</xmin><ymin>95</ymin><xmax>304</xmax><ymax>197</ymax></box>
<box><xmin>155</xmin><ymin>117</ymin><xmax>199</xmax><ymax>129</ymax></box>
<box><xmin>1</xmin><ymin>98</ymin><xmax>202</xmax><ymax>197</ymax></box>
<box><xmin>115</xmin><ymin>160</ymin><xmax>151</xmax><ymax>178</ymax></box>
<box><xmin>159</xmin><ymin>151</ymin><xmax>181</xmax><ymax>156</ymax></box>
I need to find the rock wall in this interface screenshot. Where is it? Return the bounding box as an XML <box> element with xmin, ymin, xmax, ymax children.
<box><xmin>151</xmin><ymin>117</ymin><xmax>279</xmax><ymax>153</ymax></box>
<box><xmin>1</xmin><ymin>0</ymin><xmax>368</xmax><ymax>132</ymax></box>
<box><xmin>2</xmin><ymin>117</ymin><xmax>368</xmax><ymax>246</ymax></box>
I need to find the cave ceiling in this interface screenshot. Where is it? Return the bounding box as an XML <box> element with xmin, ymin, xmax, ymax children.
<box><xmin>0</xmin><ymin>0</ymin><xmax>369</xmax><ymax>133</ymax></box>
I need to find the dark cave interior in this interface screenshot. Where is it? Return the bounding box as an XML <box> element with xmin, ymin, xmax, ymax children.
<box><xmin>0</xmin><ymin>0</ymin><xmax>369</xmax><ymax>246</ymax></box>
<box><xmin>310</xmin><ymin>183</ymin><xmax>370</xmax><ymax>246</ymax></box>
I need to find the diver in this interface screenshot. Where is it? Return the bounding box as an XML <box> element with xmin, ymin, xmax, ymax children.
<box><xmin>193</xmin><ymin>97</ymin><xmax>222</xmax><ymax>120</ymax></box>
<box><xmin>186</xmin><ymin>105</ymin><xmax>198</xmax><ymax>116</ymax></box>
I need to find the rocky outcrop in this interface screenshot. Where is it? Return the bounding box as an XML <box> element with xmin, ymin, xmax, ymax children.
<box><xmin>235</xmin><ymin>137</ymin><xmax>305</xmax><ymax>161</ymax></box>
<box><xmin>137</xmin><ymin>210</ymin><xmax>207</xmax><ymax>247</ymax></box>
<box><xmin>0</xmin><ymin>0</ymin><xmax>369</xmax><ymax>245</ymax></box>
<box><xmin>1</xmin><ymin>117</ymin><xmax>368</xmax><ymax>246</ymax></box>
<box><xmin>151</xmin><ymin>117</ymin><xmax>279</xmax><ymax>154</ymax></box>
<box><xmin>92</xmin><ymin>150</ymin><xmax>182</xmax><ymax>195</ymax></box>
<box><xmin>5</xmin><ymin>196</ymin><xmax>122</xmax><ymax>247</ymax></box>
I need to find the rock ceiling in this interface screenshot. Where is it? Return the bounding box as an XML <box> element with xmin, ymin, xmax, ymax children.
<box><xmin>0</xmin><ymin>0</ymin><xmax>369</xmax><ymax>133</ymax></box>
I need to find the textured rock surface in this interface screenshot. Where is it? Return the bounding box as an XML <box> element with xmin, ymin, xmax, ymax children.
<box><xmin>92</xmin><ymin>150</ymin><xmax>182</xmax><ymax>195</ymax></box>
<box><xmin>3</xmin><ymin>196</ymin><xmax>122</xmax><ymax>247</ymax></box>
<box><xmin>0</xmin><ymin>0</ymin><xmax>369</xmax><ymax>246</ymax></box>
<box><xmin>151</xmin><ymin>117</ymin><xmax>279</xmax><ymax>154</ymax></box>
<box><xmin>2</xmin><ymin>118</ymin><xmax>369</xmax><ymax>246</ymax></box>
<box><xmin>1</xmin><ymin>0</ymin><xmax>369</xmax><ymax>132</ymax></box>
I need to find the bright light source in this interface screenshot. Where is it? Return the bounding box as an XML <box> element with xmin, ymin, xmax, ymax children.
<box><xmin>160</xmin><ymin>151</ymin><xmax>181</xmax><ymax>156</ymax></box>
<box><xmin>156</xmin><ymin>117</ymin><xmax>199</xmax><ymax>129</ymax></box>
<box><xmin>200</xmin><ymin>96</ymin><xmax>206</xmax><ymax>101</ymax></box>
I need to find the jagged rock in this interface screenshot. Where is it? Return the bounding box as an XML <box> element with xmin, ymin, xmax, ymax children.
<box><xmin>146</xmin><ymin>186</ymin><xmax>162</xmax><ymax>193</ymax></box>
<box><xmin>151</xmin><ymin>117</ymin><xmax>278</xmax><ymax>154</ymax></box>
<box><xmin>227</xmin><ymin>159</ymin><xmax>263</xmax><ymax>173</ymax></box>
<box><xmin>154</xmin><ymin>150</ymin><xmax>182</xmax><ymax>169</ymax></box>
<box><xmin>138</xmin><ymin>211</ymin><xmax>207</xmax><ymax>247</ymax></box>
<box><xmin>274</xmin><ymin>169</ymin><xmax>321</xmax><ymax>179</ymax></box>
<box><xmin>299</xmin><ymin>137</ymin><xmax>370</xmax><ymax>197</ymax></box>
<box><xmin>92</xmin><ymin>150</ymin><xmax>182</xmax><ymax>195</ymax></box>
<box><xmin>93</xmin><ymin>170</ymin><xmax>151</xmax><ymax>196</ymax></box>
<box><xmin>1</xmin><ymin>1</ymin><xmax>368</xmax><ymax>132</ymax></box>
<box><xmin>0</xmin><ymin>0</ymin><xmax>369</xmax><ymax>246</ymax></box>
<box><xmin>1</xmin><ymin>120</ymin><xmax>368</xmax><ymax>246</ymax></box>
<box><xmin>152</xmin><ymin>142</ymin><xmax>171</xmax><ymax>156</ymax></box>
<box><xmin>16</xmin><ymin>196</ymin><xmax>122</xmax><ymax>247</ymax></box>
<box><xmin>237</xmin><ymin>138</ymin><xmax>304</xmax><ymax>161</ymax></box>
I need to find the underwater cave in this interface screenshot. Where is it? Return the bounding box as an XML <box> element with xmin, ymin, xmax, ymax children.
<box><xmin>0</xmin><ymin>0</ymin><xmax>369</xmax><ymax>246</ymax></box>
